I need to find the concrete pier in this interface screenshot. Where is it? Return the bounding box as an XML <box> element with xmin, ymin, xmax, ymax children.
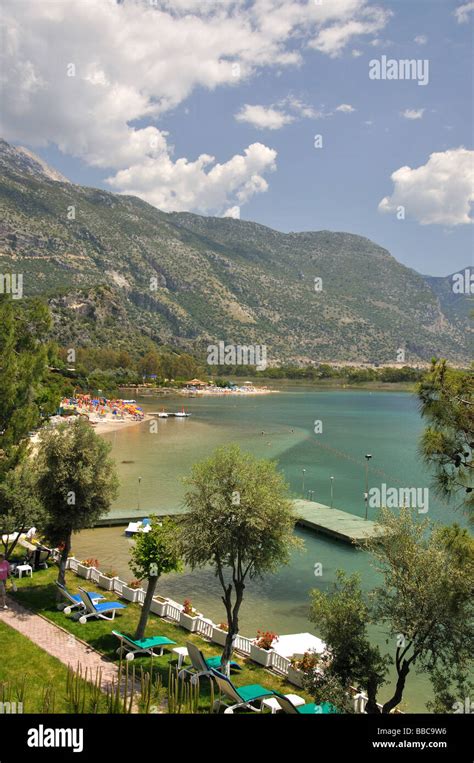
<box><xmin>96</xmin><ymin>500</ymin><xmax>385</xmax><ymax>545</ymax></box>
<box><xmin>293</xmin><ymin>499</ymin><xmax>385</xmax><ymax>544</ymax></box>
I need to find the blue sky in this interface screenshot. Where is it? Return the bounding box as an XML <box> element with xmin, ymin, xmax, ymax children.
<box><xmin>2</xmin><ymin>0</ymin><xmax>473</xmax><ymax>276</ymax></box>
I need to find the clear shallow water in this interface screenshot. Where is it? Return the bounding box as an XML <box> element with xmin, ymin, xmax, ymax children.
<box><xmin>74</xmin><ymin>389</ymin><xmax>468</xmax><ymax>711</ymax></box>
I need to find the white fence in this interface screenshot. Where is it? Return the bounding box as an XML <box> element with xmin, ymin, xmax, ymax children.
<box><xmin>65</xmin><ymin>557</ymin><xmax>389</xmax><ymax>712</ymax></box>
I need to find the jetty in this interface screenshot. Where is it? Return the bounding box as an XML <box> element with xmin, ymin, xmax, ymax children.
<box><xmin>96</xmin><ymin>500</ymin><xmax>385</xmax><ymax>544</ymax></box>
<box><xmin>293</xmin><ymin>499</ymin><xmax>385</xmax><ymax>544</ymax></box>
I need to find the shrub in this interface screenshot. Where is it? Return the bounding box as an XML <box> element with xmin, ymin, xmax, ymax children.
<box><xmin>255</xmin><ymin>630</ymin><xmax>278</xmax><ymax>650</ymax></box>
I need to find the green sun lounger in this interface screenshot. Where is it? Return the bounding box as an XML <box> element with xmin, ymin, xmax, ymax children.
<box><xmin>274</xmin><ymin>694</ymin><xmax>339</xmax><ymax>714</ymax></box>
<box><xmin>112</xmin><ymin>630</ymin><xmax>176</xmax><ymax>659</ymax></box>
<box><xmin>210</xmin><ymin>668</ymin><xmax>275</xmax><ymax>713</ymax></box>
<box><xmin>178</xmin><ymin>641</ymin><xmax>242</xmax><ymax>682</ymax></box>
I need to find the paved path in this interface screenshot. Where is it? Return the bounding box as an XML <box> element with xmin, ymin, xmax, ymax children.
<box><xmin>0</xmin><ymin>595</ymin><xmax>120</xmax><ymax>690</ymax></box>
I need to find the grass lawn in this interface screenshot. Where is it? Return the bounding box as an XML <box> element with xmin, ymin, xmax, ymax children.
<box><xmin>10</xmin><ymin>564</ymin><xmax>313</xmax><ymax>712</ymax></box>
<box><xmin>0</xmin><ymin>619</ymin><xmax>88</xmax><ymax>713</ymax></box>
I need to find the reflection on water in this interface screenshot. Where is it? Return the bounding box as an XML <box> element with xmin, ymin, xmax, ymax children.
<box><xmin>74</xmin><ymin>389</ymin><xmax>464</xmax><ymax>711</ymax></box>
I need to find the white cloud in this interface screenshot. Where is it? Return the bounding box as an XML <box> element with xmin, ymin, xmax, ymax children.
<box><xmin>454</xmin><ymin>2</ymin><xmax>474</xmax><ymax>23</ymax></box>
<box><xmin>378</xmin><ymin>148</ymin><xmax>474</xmax><ymax>226</ymax></box>
<box><xmin>335</xmin><ymin>103</ymin><xmax>356</xmax><ymax>113</ymax></box>
<box><xmin>235</xmin><ymin>96</ymin><xmax>321</xmax><ymax>130</ymax></box>
<box><xmin>401</xmin><ymin>108</ymin><xmax>425</xmax><ymax>120</ymax></box>
<box><xmin>223</xmin><ymin>206</ymin><xmax>241</xmax><ymax>219</ymax></box>
<box><xmin>352</xmin><ymin>49</ymin><xmax>363</xmax><ymax>57</ymax></box>
<box><xmin>282</xmin><ymin>96</ymin><xmax>319</xmax><ymax>120</ymax></box>
<box><xmin>414</xmin><ymin>34</ymin><xmax>427</xmax><ymax>45</ymax></box>
<box><xmin>0</xmin><ymin>0</ymin><xmax>391</xmax><ymax>212</ymax></box>
<box><xmin>235</xmin><ymin>104</ymin><xmax>294</xmax><ymax>130</ymax></box>
<box><xmin>107</xmin><ymin>141</ymin><xmax>277</xmax><ymax>215</ymax></box>
<box><xmin>310</xmin><ymin>6</ymin><xmax>392</xmax><ymax>57</ymax></box>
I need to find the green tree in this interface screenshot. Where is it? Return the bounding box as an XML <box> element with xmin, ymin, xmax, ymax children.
<box><xmin>0</xmin><ymin>297</ymin><xmax>55</xmax><ymax>476</ymax></box>
<box><xmin>138</xmin><ymin>351</ymin><xmax>162</xmax><ymax>379</ymax></box>
<box><xmin>367</xmin><ymin>508</ymin><xmax>473</xmax><ymax>712</ymax></box>
<box><xmin>0</xmin><ymin>462</ymin><xmax>44</xmax><ymax>559</ymax></box>
<box><xmin>310</xmin><ymin>509</ymin><xmax>474</xmax><ymax>713</ymax></box>
<box><xmin>180</xmin><ymin>444</ymin><xmax>300</xmax><ymax>668</ymax></box>
<box><xmin>129</xmin><ymin>517</ymin><xmax>182</xmax><ymax>640</ymax></box>
<box><xmin>309</xmin><ymin>571</ymin><xmax>389</xmax><ymax>713</ymax></box>
<box><xmin>302</xmin><ymin>655</ymin><xmax>356</xmax><ymax>714</ymax></box>
<box><xmin>34</xmin><ymin>418</ymin><xmax>119</xmax><ymax>589</ymax></box>
<box><xmin>172</xmin><ymin>353</ymin><xmax>202</xmax><ymax>380</ymax></box>
<box><xmin>418</xmin><ymin>359</ymin><xmax>473</xmax><ymax>520</ymax></box>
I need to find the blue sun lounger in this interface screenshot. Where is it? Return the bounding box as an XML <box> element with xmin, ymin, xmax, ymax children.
<box><xmin>112</xmin><ymin>630</ymin><xmax>177</xmax><ymax>659</ymax></box>
<box><xmin>77</xmin><ymin>588</ymin><xmax>127</xmax><ymax>623</ymax></box>
<box><xmin>56</xmin><ymin>581</ymin><xmax>105</xmax><ymax>614</ymax></box>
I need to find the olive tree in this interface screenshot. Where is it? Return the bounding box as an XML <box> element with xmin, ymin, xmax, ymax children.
<box><xmin>0</xmin><ymin>462</ymin><xmax>44</xmax><ymax>559</ymax></box>
<box><xmin>310</xmin><ymin>508</ymin><xmax>474</xmax><ymax>713</ymax></box>
<box><xmin>34</xmin><ymin>418</ymin><xmax>119</xmax><ymax>589</ymax></box>
<box><xmin>129</xmin><ymin>516</ymin><xmax>182</xmax><ymax>640</ymax></box>
<box><xmin>180</xmin><ymin>444</ymin><xmax>300</xmax><ymax>668</ymax></box>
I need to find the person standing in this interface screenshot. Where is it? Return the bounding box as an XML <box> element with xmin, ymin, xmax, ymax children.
<box><xmin>0</xmin><ymin>553</ymin><xmax>11</xmax><ymax>609</ymax></box>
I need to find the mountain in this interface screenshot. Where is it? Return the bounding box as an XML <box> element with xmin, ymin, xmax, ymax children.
<box><xmin>0</xmin><ymin>140</ymin><xmax>70</xmax><ymax>184</ymax></box>
<box><xmin>0</xmin><ymin>139</ymin><xmax>471</xmax><ymax>364</ymax></box>
<box><xmin>425</xmin><ymin>270</ymin><xmax>473</xmax><ymax>327</ymax></box>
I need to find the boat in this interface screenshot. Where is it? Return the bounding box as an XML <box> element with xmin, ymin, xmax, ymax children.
<box><xmin>173</xmin><ymin>407</ymin><xmax>191</xmax><ymax>418</ymax></box>
<box><xmin>124</xmin><ymin>519</ymin><xmax>152</xmax><ymax>536</ymax></box>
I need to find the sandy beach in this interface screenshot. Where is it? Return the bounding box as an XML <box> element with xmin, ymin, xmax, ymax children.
<box><xmin>91</xmin><ymin>414</ymin><xmax>151</xmax><ymax>435</ymax></box>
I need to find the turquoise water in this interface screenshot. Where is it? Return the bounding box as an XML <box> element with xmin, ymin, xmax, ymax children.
<box><xmin>74</xmin><ymin>389</ymin><xmax>467</xmax><ymax>711</ymax></box>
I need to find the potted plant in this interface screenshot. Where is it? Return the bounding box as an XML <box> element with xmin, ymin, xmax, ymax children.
<box><xmin>179</xmin><ymin>599</ymin><xmax>201</xmax><ymax>632</ymax></box>
<box><xmin>287</xmin><ymin>651</ymin><xmax>320</xmax><ymax>688</ymax></box>
<box><xmin>97</xmin><ymin>568</ymin><xmax>118</xmax><ymax>591</ymax></box>
<box><xmin>76</xmin><ymin>558</ymin><xmax>99</xmax><ymax>580</ymax></box>
<box><xmin>150</xmin><ymin>594</ymin><xmax>169</xmax><ymax>617</ymax></box>
<box><xmin>250</xmin><ymin>630</ymin><xmax>278</xmax><ymax>668</ymax></box>
<box><xmin>121</xmin><ymin>579</ymin><xmax>142</xmax><ymax>602</ymax></box>
<box><xmin>211</xmin><ymin>622</ymin><xmax>229</xmax><ymax>647</ymax></box>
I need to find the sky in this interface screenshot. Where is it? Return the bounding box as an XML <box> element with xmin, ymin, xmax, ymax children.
<box><xmin>1</xmin><ymin>0</ymin><xmax>473</xmax><ymax>276</ymax></box>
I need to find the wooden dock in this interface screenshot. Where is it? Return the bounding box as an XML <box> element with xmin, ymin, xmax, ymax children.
<box><xmin>293</xmin><ymin>499</ymin><xmax>385</xmax><ymax>544</ymax></box>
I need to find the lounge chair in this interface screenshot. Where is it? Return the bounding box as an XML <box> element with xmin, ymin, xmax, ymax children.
<box><xmin>77</xmin><ymin>588</ymin><xmax>127</xmax><ymax>623</ymax></box>
<box><xmin>210</xmin><ymin>669</ymin><xmax>274</xmax><ymax>713</ymax></box>
<box><xmin>112</xmin><ymin>630</ymin><xmax>177</xmax><ymax>660</ymax></box>
<box><xmin>56</xmin><ymin>581</ymin><xmax>105</xmax><ymax>614</ymax></box>
<box><xmin>179</xmin><ymin>641</ymin><xmax>242</xmax><ymax>682</ymax></box>
<box><xmin>273</xmin><ymin>694</ymin><xmax>338</xmax><ymax>714</ymax></box>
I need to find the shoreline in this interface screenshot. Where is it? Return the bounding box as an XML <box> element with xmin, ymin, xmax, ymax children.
<box><xmin>91</xmin><ymin>414</ymin><xmax>151</xmax><ymax>436</ymax></box>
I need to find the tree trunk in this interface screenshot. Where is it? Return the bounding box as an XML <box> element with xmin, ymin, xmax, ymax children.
<box><xmin>365</xmin><ymin>676</ymin><xmax>381</xmax><ymax>714</ymax></box>
<box><xmin>221</xmin><ymin>582</ymin><xmax>244</xmax><ymax>670</ymax></box>
<box><xmin>56</xmin><ymin>533</ymin><xmax>71</xmax><ymax>597</ymax></box>
<box><xmin>134</xmin><ymin>576</ymin><xmax>158</xmax><ymax>640</ymax></box>
<box><xmin>4</xmin><ymin>526</ymin><xmax>26</xmax><ymax>560</ymax></box>
<box><xmin>382</xmin><ymin>660</ymin><xmax>410</xmax><ymax>713</ymax></box>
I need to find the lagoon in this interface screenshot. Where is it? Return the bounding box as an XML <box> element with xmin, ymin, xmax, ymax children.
<box><xmin>74</xmin><ymin>388</ymin><xmax>466</xmax><ymax>711</ymax></box>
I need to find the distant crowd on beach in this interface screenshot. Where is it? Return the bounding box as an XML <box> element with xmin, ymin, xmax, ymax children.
<box><xmin>59</xmin><ymin>395</ymin><xmax>145</xmax><ymax>424</ymax></box>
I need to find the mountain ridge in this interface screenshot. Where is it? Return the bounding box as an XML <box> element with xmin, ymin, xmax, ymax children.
<box><xmin>0</xmin><ymin>139</ymin><xmax>470</xmax><ymax>364</ymax></box>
